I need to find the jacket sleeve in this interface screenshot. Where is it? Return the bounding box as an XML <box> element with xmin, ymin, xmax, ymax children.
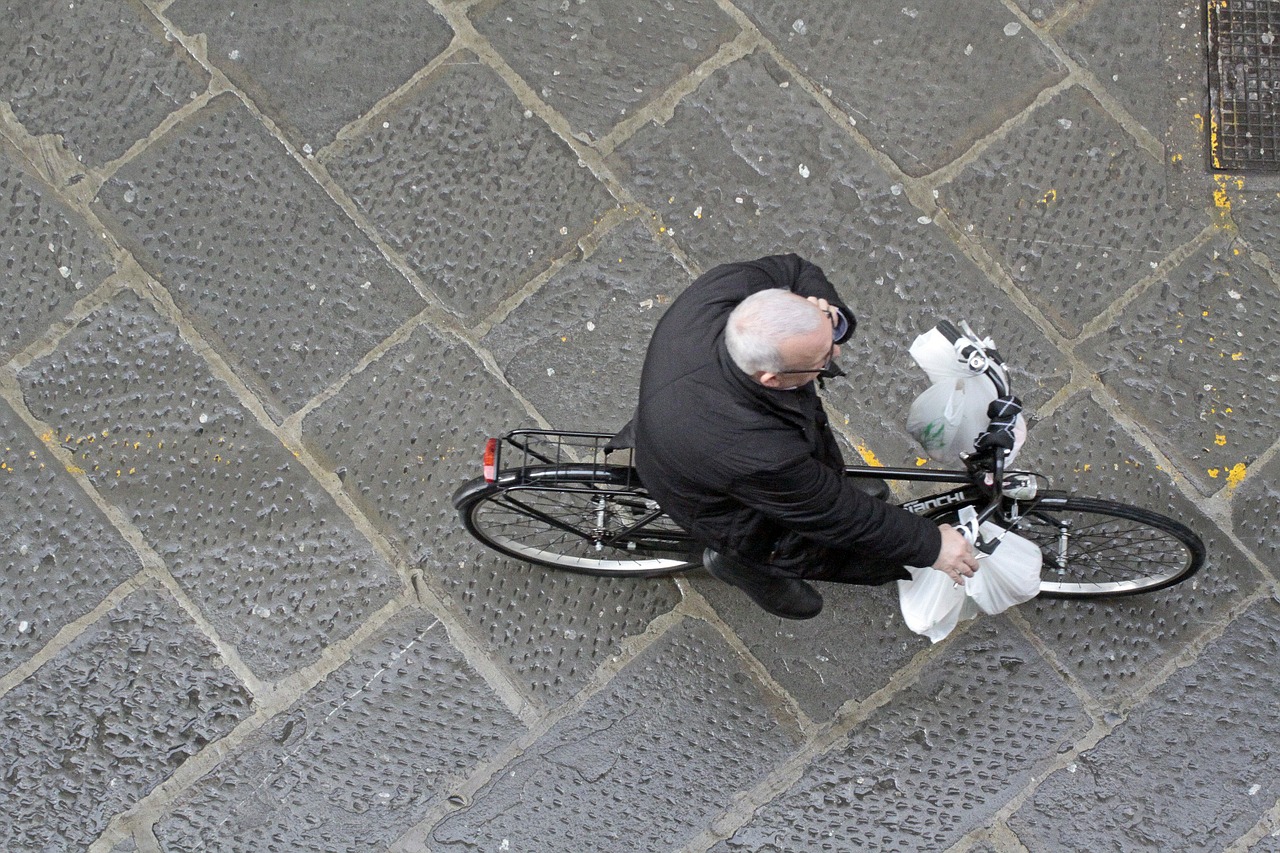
<box><xmin>731</xmin><ymin>453</ymin><xmax>943</xmax><ymax>566</ymax></box>
<box><xmin>746</xmin><ymin>254</ymin><xmax>857</xmax><ymax>343</ymax></box>
<box><xmin>692</xmin><ymin>254</ymin><xmax>857</xmax><ymax>343</ymax></box>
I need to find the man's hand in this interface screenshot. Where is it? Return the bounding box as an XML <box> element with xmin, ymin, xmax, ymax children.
<box><xmin>933</xmin><ymin>523</ymin><xmax>979</xmax><ymax>584</ymax></box>
<box><xmin>804</xmin><ymin>295</ymin><xmax>838</xmax><ymax>330</ymax></box>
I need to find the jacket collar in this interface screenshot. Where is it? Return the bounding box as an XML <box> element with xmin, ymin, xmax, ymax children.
<box><xmin>716</xmin><ymin>336</ymin><xmax>817</xmax><ymax>424</ymax></box>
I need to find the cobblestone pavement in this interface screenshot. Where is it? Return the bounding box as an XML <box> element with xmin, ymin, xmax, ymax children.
<box><xmin>2</xmin><ymin>0</ymin><xmax>1279</xmax><ymax>850</ymax></box>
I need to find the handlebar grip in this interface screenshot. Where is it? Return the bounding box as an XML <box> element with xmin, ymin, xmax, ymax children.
<box><xmin>935</xmin><ymin>320</ymin><xmax>963</xmax><ymax>344</ymax></box>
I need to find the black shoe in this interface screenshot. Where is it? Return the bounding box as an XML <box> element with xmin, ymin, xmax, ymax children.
<box><xmin>702</xmin><ymin>549</ymin><xmax>823</xmax><ymax>620</ymax></box>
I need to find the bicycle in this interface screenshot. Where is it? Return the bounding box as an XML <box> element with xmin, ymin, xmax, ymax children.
<box><xmin>452</xmin><ymin>322</ymin><xmax>1205</xmax><ymax>599</ymax></box>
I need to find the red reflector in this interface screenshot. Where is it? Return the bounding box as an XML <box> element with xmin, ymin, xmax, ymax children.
<box><xmin>482</xmin><ymin>438</ymin><xmax>498</xmax><ymax>482</ymax></box>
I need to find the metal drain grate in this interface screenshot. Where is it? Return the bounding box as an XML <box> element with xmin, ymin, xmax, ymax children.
<box><xmin>1207</xmin><ymin>0</ymin><xmax>1280</xmax><ymax>171</ymax></box>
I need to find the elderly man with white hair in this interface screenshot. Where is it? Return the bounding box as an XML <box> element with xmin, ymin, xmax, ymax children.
<box><xmin>633</xmin><ymin>254</ymin><xmax>977</xmax><ymax>619</ymax></box>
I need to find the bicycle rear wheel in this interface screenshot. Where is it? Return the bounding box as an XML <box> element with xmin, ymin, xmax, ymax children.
<box><xmin>453</xmin><ymin>465</ymin><xmax>697</xmax><ymax>577</ymax></box>
<box><xmin>924</xmin><ymin>493</ymin><xmax>1205</xmax><ymax>598</ymax></box>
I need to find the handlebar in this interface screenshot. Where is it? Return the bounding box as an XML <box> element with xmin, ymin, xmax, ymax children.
<box><xmin>931</xmin><ymin>320</ymin><xmax>1027</xmax><ymax>529</ymax></box>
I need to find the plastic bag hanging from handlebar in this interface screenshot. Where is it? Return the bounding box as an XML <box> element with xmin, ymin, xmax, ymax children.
<box><xmin>905</xmin><ymin>324</ymin><xmax>1026</xmax><ymax>464</ymax></box>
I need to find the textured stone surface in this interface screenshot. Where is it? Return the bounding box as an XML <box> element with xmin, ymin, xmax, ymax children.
<box><xmin>482</xmin><ymin>217</ymin><xmax>692</xmax><ymax>430</ymax></box>
<box><xmin>1077</xmin><ymin>236</ymin><xmax>1280</xmax><ymax>495</ymax></box>
<box><xmin>94</xmin><ymin>93</ymin><xmax>425</xmax><ymax>419</ymax></box>
<box><xmin>474</xmin><ymin>0</ymin><xmax>739</xmax><ymax>141</ymax></box>
<box><xmin>18</xmin><ymin>292</ymin><xmax>400</xmax><ymax>681</ymax></box>
<box><xmin>694</xmin><ymin>580</ymin><xmax>929</xmax><ymax>722</ymax></box>
<box><xmin>1012</xmin><ymin>0</ymin><xmax>1077</xmax><ymax>22</ymax></box>
<box><xmin>0</xmin><ymin>587</ymin><xmax>250</xmax><ymax>852</ymax></box>
<box><xmin>430</xmin><ymin>618</ymin><xmax>803</xmax><ymax>851</ymax></box>
<box><xmin>0</xmin><ymin>148</ymin><xmax>115</xmax><ymax>359</ymax></box>
<box><xmin>322</xmin><ymin>55</ymin><xmax>616</xmax><ymax>324</ymax></box>
<box><xmin>1252</xmin><ymin>828</ymin><xmax>1280</xmax><ymax>853</ymax></box>
<box><xmin>613</xmin><ymin>51</ymin><xmax>1067</xmax><ymax>465</ymax></box>
<box><xmin>1230</xmin><ymin>184</ymin><xmax>1280</xmax><ymax>256</ymax></box>
<box><xmin>0</xmin><ymin>396</ymin><xmax>144</xmax><ymax>675</ymax></box>
<box><xmin>940</xmin><ymin>85</ymin><xmax>1207</xmax><ymax>338</ymax></box>
<box><xmin>0</xmin><ymin>0</ymin><xmax>208</xmax><ymax>166</ymax></box>
<box><xmin>1012</xmin><ymin>598</ymin><xmax>1280</xmax><ymax>851</ymax></box>
<box><xmin>1014</xmin><ymin>392</ymin><xmax>1259</xmax><ymax>702</ymax></box>
<box><xmin>2</xmin><ymin>0</ymin><xmax>1270</xmax><ymax>847</ymax></box>
<box><xmin>154</xmin><ymin>609</ymin><xmax>520</xmax><ymax>852</ymax></box>
<box><xmin>1054</xmin><ymin>0</ymin><xmax>1181</xmax><ymax>136</ymax></box>
<box><xmin>302</xmin><ymin>320</ymin><xmax>683</xmax><ymax>705</ymax></box>
<box><xmin>1233</xmin><ymin>452</ymin><xmax>1280</xmax><ymax>568</ymax></box>
<box><xmin>737</xmin><ymin>0</ymin><xmax>1065</xmax><ymax>175</ymax></box>
<box><xmin>165</xmin><ymin>0</ymin><xmax>453</xmax><ymax>149</ymax></box>
<box><xmin>713</xmin><ymin>619</ymin><xmax>1087</xmax><ymax>851</ymax></box>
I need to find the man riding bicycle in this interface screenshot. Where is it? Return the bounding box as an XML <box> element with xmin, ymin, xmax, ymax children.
<box><xmin>633</xmin><ymin>254</ymin><xmax>978</xmax><ymax>619</ymax></box>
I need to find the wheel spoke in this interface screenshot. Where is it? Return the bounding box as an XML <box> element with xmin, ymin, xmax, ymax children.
<box><xmin>460</xmin><ymin>469</ymin><xmax>695</xmax><ymax>576</ymax></box>
<box><xmin>930</xmin><ymin>494</ymin><xmax>1204</xmax><ymax>598</ymax></box>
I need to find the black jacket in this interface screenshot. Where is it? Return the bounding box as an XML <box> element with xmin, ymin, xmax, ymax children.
<box><xmin>634</xmin><ymin>254</ymin><xmax>942</xmax><ymax>574</ymax></box>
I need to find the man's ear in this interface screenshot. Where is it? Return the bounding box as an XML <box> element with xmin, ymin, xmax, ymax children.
<box><xmin>756</xmin><ymin>371</ymin><xmax>782</xmax><ymax>388</ymax></box>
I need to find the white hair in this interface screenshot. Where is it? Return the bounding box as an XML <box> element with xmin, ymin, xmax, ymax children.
<box><xmin>725</xmin><ymin>289</ymin><xmax>825</xmax><ymax>374</ymax></box>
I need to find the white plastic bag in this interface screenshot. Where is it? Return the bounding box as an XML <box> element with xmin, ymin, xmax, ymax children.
<box><xmin>964</xmin><ymin>523</ymin><xmax>1042</xmax><ymax>614</ymax></box>
<box><xmin>905</xmin><ymin>325</ymin><xmax>1025</xmax><ymax>464</ymax></box>
<box><xmin>906</xmin><ymin>378</ymin><xmax>996</xmax><ymax>461</ymax></box>
<box><xmin>908</xmin><ymin>326</ymin><xmax>984</xmax><ymax>384</ymax></box>
<box><xmin>898</xmin><ymin>518</ymin><xmax>1043</xmax><ymax>643</ymax></box>
<box><xmin>897</xmin><ymin>563</ymin><xmax>979</xmax><ymax>643</ymax></box>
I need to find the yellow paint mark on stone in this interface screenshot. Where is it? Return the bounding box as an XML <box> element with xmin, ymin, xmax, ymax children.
<box><xmin>916</xmin><ymin>457</ymin><xmax>929</xmax><ymax>467</ymax></box>
<box><xmin>1231</xmin><ymin>352</ymin><xmax>1243</xmax><ymax>360</ymax></box>
<box><xmin>855</xmin><ymin>444</ymin><xmax>884</xmax><ymax>467</ymax></box>
<box><xmin>1213</xmin><ymin>174</ymin><xmax>1239</xmax><ymax>215</ymax></box>
<box><xmin>1040</xmin><ymin>189</ymin><xmax>1057</xmax><ymax>205</ymax></box>
<box><xmin>1226</xmin><ymin>462</ymin><xmax>1247</xmax><ymax>489</ymax></box>
<box><xmin>1215</xmin><ymin>434</ymin><xmax>1227</xmax><ymax>446</ymax></box>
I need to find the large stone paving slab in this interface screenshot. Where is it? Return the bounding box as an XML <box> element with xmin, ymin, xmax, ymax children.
<box><xmin>0</xmin><ymin>397</ymin><xmax>144</xmax><ymax>676</ymax></box>
<box><xmin>18</xmin><ymin>292</ymin><xmax>400</xmax><ymax>682</ymax></box>
<box><xmin>737</xmin><ymin>0</ymin><xmax>1066</xmax><ymax>176</ymax></box>
<box><xmin>940</xmin><ymin>85</ymin><xmax>1208</xmax><ymax>338</ymax></box>
<box><xmin>0</xmin><ymin>586</ymin><xmax>251</xmax><ymax>852</ymax></box>
<box><xmin>1012</xmin><ymin>598</ymin><xmax>1280</xmax><ymax>850</ymax></box>
<box><xmin>428</xmin><ymin>618</ymin><xmax>803</xmax><ymax>852</ymax></box>
<box><xmin>0</xmin><ymin>146</ymin><xmax>116</xmax><ymax>359</ymax></box>
<box><xmin>1233</xmin><ymin>451</ymin><xmax>1280</xmax><ymax>571</ymax></box>
<box><xmin>1052</xmin><ymin>0</ymin><xmax>1186</xmax><ymax>138</ymax></box>
<box><xmin>165</xmin><ymin>0</ymin><xmax>453</xmax><ymax>150</ymax></box>
<box><xmin>0</xmin><ymin>0</ymin><xmax>208</xmax><ymax>167</ymax></box>
<box><xmin>1229</xmin><ymin>181</ymin><xmax>1280</xmax><ymax>256</ymax></box>
<box><xmin>94</xmin><ymin>93</ymin><xmax>426</xmax><ymax>420</ymax></box>
<box><xmin>302</xmin><ymin>320</ymin><xmax>684</xmax><ymax>706</ymax></box>
<box><xmin>694</xmin><ymin>580</ymin><xmax>929</xmax><ymax>723</ymax></box>
<box><xmin>1077</xmin><ymin>235</ymin><xmax>1280</xmax><ymax>496</ymax></box>
<box><xmin>612</xmin><ymin>50</ymin><xmax>1067</xmax><ymax>465</ymax></box>
<box><xmin>482</xmin><ymin>217</ymin><xmax>693</xmax><ymax>431</ymax></box>
<box><xmin>1012</xmin><ymin>392</ymin><xmax>1260</xmax><ymax>703</ymax></box>
<box><xmin>473</xmin><ymin>0</ymin><xmax>739</xmax><ymax>142</ymax></box>
<box><xmin>712</xmin><ymin>619</ymin><xmax>1088</xmax><ymax>851</ymax></box>
<box><xmin>322</xmin><ymin>54</ymin><xmax>617</xmax><ymax>325</ymax></box>
<box><xmin>154</xmin><ymin>608</ymin><xmax>521</xmax><ymax>852</ymax></box>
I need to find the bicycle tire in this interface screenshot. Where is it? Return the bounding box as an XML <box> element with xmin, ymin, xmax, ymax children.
<box><xmin>453</xmin><ymin>465</ymin><xmax>698</xmax><ymax>577</ymax></box>
<box><xmin>923</xmin><ymin>493</ymin><xmax>1205</xmax><ymax>598</ymax></box>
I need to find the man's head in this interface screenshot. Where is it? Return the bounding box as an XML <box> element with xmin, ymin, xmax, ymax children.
<box><xmin>725</xmin><ymin>289</ymin><xmax>840</xmax><ymax>390</ymax></box>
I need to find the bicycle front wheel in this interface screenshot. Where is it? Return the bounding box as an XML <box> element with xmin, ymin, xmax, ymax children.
<box><xmin>454</xmin><ymin>465</ymin><xmax>697</xmax><ymax>577</ymax></box>
<box><xmin>924</xmin><ymin>493</ymin><xmax>1205</xmax><ymax>598</ymax></box>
